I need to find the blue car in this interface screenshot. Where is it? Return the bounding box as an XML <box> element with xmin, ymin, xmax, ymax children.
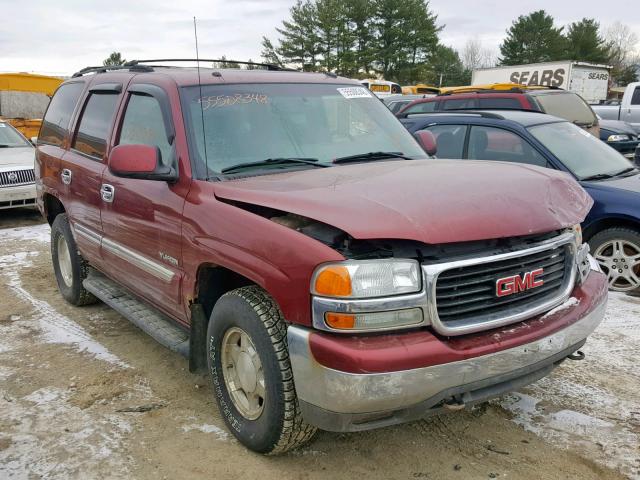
<box><xmin>401</xmin><ymin>110</ymin><xmax>640</xmax><ymax>292</ymax></box>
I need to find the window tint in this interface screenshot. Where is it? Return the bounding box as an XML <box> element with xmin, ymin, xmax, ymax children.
<box><xmin>118</xmin><ymin>94</ymin><xmax>173</xmax><ymax>166</ymax></box>
<box><xmin>72</xmin><ymin>93</ymin><xmax>119</xmax><ymax>159</ymax></box>
<box><xmin>631</xmin><ymin>87</ymin><xmax>640</xmax><ymax>105</ymax></box>
<box><xmin>421</xmin><ymin>125</ymin><xmax>467</xmax><ymax>159</ymax></box>
<box><xmin>443</xmin><ymin>98</ymin><xmax>477</xmax><ymax>110</ymax></box>
<box><xmin>39</xmin><ymin>82</ymin><xmax>85</xmax><ymax>146</ymax></box>
<box><xmin>405</xmin><ymin>101</ymin><xmax>437</xmax><ymax>114</ymax></box>
<box><xmin>478</xmin><ymin>98</ymin><xmax>522</xmax><ymax>109</ymax></box>
<box><xmin>467</xmin><ymin>126</ymin><xmax>548</xmax><ymax>167</ymax></box>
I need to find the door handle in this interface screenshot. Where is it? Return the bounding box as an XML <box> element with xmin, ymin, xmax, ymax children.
<box><xmin>61</xmin><ymin>168</ymin><xmax>72</xmax><ymax>185</ymax></box>
<box><xmin>100</xmin><ymin>184</ymin><xmax>115</xmax><ymax>203</ymax></box>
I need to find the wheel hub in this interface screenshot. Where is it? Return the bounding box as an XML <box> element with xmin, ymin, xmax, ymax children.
<box><xmin>56</xmin><ymin>235</ymin><xmax>73</xmax><ymax>288</ymax></box>
<box><xmin>594</xmin><ymin>239</ymin><xmax>640</xmax><ymax>292</ymax></box>
<box><xmin>221</xmin><ymin>327</ymin><xmax>265</xmax><ymax>420</ymax></box>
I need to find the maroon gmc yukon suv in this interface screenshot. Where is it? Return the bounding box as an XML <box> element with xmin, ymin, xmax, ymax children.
<box><xmin>35</xmin><ymin>60</ymin><xmax>607</xmax><ymax>454</ymax></box>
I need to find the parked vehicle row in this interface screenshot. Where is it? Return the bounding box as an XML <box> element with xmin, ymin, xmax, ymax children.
<box><xmin>598</xmin><ymin>118</ymin><xmax>639</xmax><ymax>160</ymax></box>
<box><xmin>35</xmin><ymin>62</ymin><xmax>606</xmax><ymax>455</ymax></box>
<box><xmin>401</xmin><ymin>110</ymin><xmax>640</xmax><ymax>291</ymax></box>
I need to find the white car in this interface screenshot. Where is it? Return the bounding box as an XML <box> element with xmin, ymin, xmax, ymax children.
<box><xmin>0</xmin><ymin>121</ymin><xmax>36</xmax><ymax>209</ymax></box>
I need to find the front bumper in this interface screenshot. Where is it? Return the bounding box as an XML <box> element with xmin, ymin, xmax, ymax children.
<box><xmin>288</xmin><ymin>271</ymin><xmax>607</xmax><ymax>432</ymax></box>
<box><xmin>0</xmin><ymin>183</ymin><xmax>37</xmax><ymax>209</ymax></box>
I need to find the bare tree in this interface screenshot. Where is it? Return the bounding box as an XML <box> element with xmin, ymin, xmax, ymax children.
<box><xmin>459</xmin><ymin>38</ymin><xmax>496</xmax><ymax>70</ymax></box>
<box><xmin>604</xmin><ymin>22</ymin><xmax>639</xmax><ymax>68</ymax></box>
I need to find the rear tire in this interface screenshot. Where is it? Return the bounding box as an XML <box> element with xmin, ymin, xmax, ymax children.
<box><xmin>588</xmin><ymin>227</ymin><xmax>640</xmax><ymax>292</ymax></box>
<box><xmin>50</xmin><ymin>214</ymin><xmax>96</xmax><ymax>306</ymax></box>
<box><xmin>207</xmin><ymin>286</ymin><xmax>316</xmax><ymax>454</ymax></box>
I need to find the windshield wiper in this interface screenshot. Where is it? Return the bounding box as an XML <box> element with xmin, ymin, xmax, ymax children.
<box><xmin>582</xmin><ymin>167</ymin><xmax>639</xmax><ymax>182</ymax></box>
<box><xmin>0</xmin><ymin>144</ymin><xmax>11</xmax><ymax>148</ymax></box>
<box><xmin>333</xmin><ymin>151</ymin><xmax>412</xmax><ymax>164</ymax></box>
<box><xmin>221</xmin><ymin>157</ymin><xmax>325</xmax><ymax>174</ymax></box>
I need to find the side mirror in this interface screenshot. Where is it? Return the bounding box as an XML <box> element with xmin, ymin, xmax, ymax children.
<box><xmin>108</xmin><ymin>144</ymin><xmax>177</xmax><ymax>181</ymax></box>
<box><xmin>414</xmin><ymin>130</ymin><xmax>437</xmax><ymax>156</ymax></box>
<box><xmin>30</xmin><ymin>137</ymin><xmax>38</xmax><ymax>145</ymax></box>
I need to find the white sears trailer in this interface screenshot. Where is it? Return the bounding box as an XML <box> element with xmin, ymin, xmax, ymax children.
<box><xmin>472</xmin><ymin>62</ymin><xmax>611</xmax><ymax>103</ymax></box>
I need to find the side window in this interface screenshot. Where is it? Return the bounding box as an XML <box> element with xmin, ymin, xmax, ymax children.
<box><xmin>118</xmin><ymin>94</ymin><xmax>173</xmax><ymax>167</ymax></box>
<box><xmin>478</xmin><ymin>98</ymin><xmax>522</xmax><ymax>109</ymax></box>
<box><xmin>420</xmin><ymin>124</ymin><xmax>467</xmax><ymax>159</ymax></box>
<box><xmin>39</xmin><ymin>82</ymin><xmax>85</xmax><ymax>146</ymax></box>
<box><xmin>72</xmin><ymin>93</ymin><xmax>120</xmax><ymax>159</ymax></box>
<box><xmin>467</xmin><ymin>126</ymin><xmax>548</xmax><ymax>167</ymax></box>
<box><xmin>406</xmin><ymin>101</ymin><xmax>437</xmax><ymax>114</ymax></box>
<box><xmin>631</xmin><ymin>87</ymin><xmax>640</xmax><ymax>106</ymax></box>
<box><xmin>442</xmin><ymin>98</ymin><xmax>477</xmax><ymax>110</ymax></box>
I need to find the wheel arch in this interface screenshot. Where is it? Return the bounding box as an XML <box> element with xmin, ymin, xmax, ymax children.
<box><xmin>42</xmin><ymin>193</ymin><xmax>66</xmax><ymax>225</ymax></box>
<box><xmin>583</xmin><ymin>215</ymin><xmax>640</xmax><ymax>241</ymax></box>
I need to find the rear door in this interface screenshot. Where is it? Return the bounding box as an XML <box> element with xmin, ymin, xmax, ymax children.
<box><xmin>62</xmin><ymin>83</ymin><xmax>123</xmax><ymax>266</ymax></box>
<box><xmin>99</xmin><ymin>83</ymin><xmax>189</xmax><ymax>321</ymax></box>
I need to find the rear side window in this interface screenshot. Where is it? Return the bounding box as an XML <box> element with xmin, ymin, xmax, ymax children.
<box><xmin>631</xmin><ymin>87</ymin><xmax>640</xmax><ymax>106</ymax></box>
<box><xmin>39</xmin><ymin>82</ymin><xmax>85</xmax><ymax>146</ymax></box>
<box><xmin>442</xmin><ymin>98</ymin><xmax>477</xmax><ymax>110</ymax></box>
<box><xmin>534</xmin><ymin>92</ymin><xmax>596</xmax><ymax>125</ymax></box>
<box><xmin>420</xmin><ymin>124</ymin><xmax>467</xmax><ymax>159</ymax></box>
<box><xmin>118</xmin><ymin>94</ymin><xmax>174</xmax><ymax>167</ymax></box>
<box><xmin>405</xmin><ymin>101</ymin><xmax>437</xmax><ymax>114</ymax></box>
<box><xmin>467</xmin><ymin>126</ymin><xmax>548</xmax><ymax>167</ymax></box>
<box><xmin>478</xmin><ymin>98</ymin><xmax>522</xmax><ymax>109</ymax></box>
<box><xmin>72</xmin><ymin>93</ymin><xmax>120</xmax><ymax>159</ymax></box>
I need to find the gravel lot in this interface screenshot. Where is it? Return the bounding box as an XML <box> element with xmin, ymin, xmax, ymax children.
<box><xmin>0</xmin><ymin>209</ymin><xmax>638</xmax><ymax>479</ymax></box>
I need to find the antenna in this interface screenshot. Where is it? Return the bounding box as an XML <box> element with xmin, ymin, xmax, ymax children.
<box><xmin>193</xmin><ymin>16</ymin><xmax>209</xmax><ymax>177</ymax></box>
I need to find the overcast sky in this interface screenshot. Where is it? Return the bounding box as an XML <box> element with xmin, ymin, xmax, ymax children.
<box><xmin>1</xmin><ymin>0</ymin><xmax>638</xmax><ymax>76</ymax></box>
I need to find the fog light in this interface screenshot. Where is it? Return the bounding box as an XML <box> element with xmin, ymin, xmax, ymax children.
<box><xmin>325</xmin><ymin>308</ymin><xmax>423</xmax><ymax>331</ymax></box>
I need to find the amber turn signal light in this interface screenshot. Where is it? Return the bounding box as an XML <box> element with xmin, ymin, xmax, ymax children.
<box><xmin>313</xmin><ymin>266</ymin><xmax>352</xmax><ymax>297</ymax></box>
<box><xmin>325</xmin><ymin>312</ymin><xmax>356</xmax><ymax>329</ymax></box>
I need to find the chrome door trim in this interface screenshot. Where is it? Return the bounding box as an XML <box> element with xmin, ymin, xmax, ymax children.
<box><xmin>72</xmin><ymin>222</ymin><xmax>175</xmax><ymax>283</ymax></box>
<box><xmin>73</xmin><ymin>223</ymin><xmax>101</xmax><ymax>246</ymax></box>
<box><xmin>102</xmin><ymin>237</ymin><xmax>175</xmax><ymax>283</ymax></box>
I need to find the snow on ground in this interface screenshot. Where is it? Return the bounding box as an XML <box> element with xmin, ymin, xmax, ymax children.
<box><xmin>502</xmin><ymin>292</ymin><xmax>640</xmax><ymax>479</ymax></box>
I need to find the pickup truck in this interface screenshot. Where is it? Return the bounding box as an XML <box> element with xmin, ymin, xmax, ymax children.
<box><xmin>592</xmin><ymin>82</ymin><xmax>640</xmax><ymax>133</ymax></box>
<box><xmin>35</xmin><ymin>60</ymin><xmax>607</xmax><ymax>455</ymax></box>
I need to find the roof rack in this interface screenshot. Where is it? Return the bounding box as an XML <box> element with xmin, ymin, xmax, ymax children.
<box><xmin>406</xmin><ymin>111</ymin><xmax>506</xmax><ymax>120</ymax></box>
<box><xmin>72</xmin><ymin>58</ymin><xmax>293</xmax><ymax>78</ymax></box>
<box><xmin>438</xmin><ymin>84</ymin><xmax>563</xmax><ymax>96</ymax></box>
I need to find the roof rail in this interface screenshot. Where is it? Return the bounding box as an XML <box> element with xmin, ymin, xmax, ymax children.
<box><xmin>125</xmin><ymin>59</ymin><xmax>292</xmax><ymax>71</ymax></box>
<box><xmin>438</xmin><ymin>84</ymin><xmax>564</xmax><ymax>96</ymax></box>
<box><xmin>72</xmin><ymin>58</ymin><xmax>294</xmax><ymax>78</ymax></box>
<box><xmin>406</xmin><ymin>111</ymin><xmax>506</xmax><ymax>120</ymax></box>
<box><xmin>72</xmin><ymin>64</ymin><xmax>153</xmax><ymax>77</ymax></box>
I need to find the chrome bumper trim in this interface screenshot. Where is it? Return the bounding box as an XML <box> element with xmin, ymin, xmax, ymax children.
<box><xmin>290</xmin><ymin>289</ymin><xmax>606</xmax><ymax>416</ymax></box>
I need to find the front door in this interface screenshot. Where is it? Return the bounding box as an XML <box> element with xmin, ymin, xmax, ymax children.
<box><xmin>99</xmin><ymin>83</ymin><xmax>189</xmax><ymax>322</ymax></box>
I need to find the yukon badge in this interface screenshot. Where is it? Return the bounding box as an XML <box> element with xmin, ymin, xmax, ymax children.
<box><xmin>496</xmin><ymin>268</ymin><xmax>544</xmax><ymax>297</ymax></box>
<box><xmin>159</xmin><ymin>251</ymin><xmax>179</xmax><ymax>267</ymax></box>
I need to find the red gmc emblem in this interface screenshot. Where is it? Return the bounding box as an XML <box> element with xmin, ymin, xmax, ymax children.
<box><xmin>496</xmin><ymin>268</ymin><xmax>544</xmax><ymax>297</ymax></box>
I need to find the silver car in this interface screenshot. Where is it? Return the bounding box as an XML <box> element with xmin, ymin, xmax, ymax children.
<box><xmin>0</xmin><ymin>121</ymin><xmax>36</xmax><ymax>209</ymax></box>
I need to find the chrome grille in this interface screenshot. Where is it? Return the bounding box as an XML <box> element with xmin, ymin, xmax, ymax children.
<box><xmin>425</xmin><ymin>232</ymin><xmax>576</xmax><ymax>336</ymax></box>
<box><xmin>0</xmin><ymin>169</ymin><xmax>35</xmax><ymax>188</ymax></box>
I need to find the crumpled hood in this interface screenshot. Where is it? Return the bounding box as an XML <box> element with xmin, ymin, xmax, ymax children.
<box><xmin>0</xmin><ymin>147</ymin><xmax>35</xmax><ymax>170</ymax></box>
<box><xmin>214</xmin><ymin>160</ymin><xmax>593</xmax><ymax>245</ymax></box>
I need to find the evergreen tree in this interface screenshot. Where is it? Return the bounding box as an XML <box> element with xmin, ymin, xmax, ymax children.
<box><xmin>425</xmin><ymin>44</ymin><xmax>470</xmax><ymax>86</ymax></box>
<box><xmin>275</xmin><ymin>0</ymin><xmax>320</xmax><ymax>71</ymax></box>
<box><xmin>261</xmin><ymin>37</ymin><xmax>283</xmax><ymax>67</ymax></box>
<box><xmin>103</xmin><ymin>52</ymin><xmax>126</xmax><ymax>66</ymax></box>
<box><xmin>500</xmin><ymin>10</ymin><xmax>565</xmax><ymax>65</ymax></box>
<box><xmin>564</xmin><ymin>19</ymin><xmax>610</xmax><ymax>63</ymax></box>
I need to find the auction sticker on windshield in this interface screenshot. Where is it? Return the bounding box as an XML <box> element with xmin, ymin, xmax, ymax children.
<box><xmin>337</xmin><ymin>87</ymin><xmax>372</xmax><ymax>99</ymax></box>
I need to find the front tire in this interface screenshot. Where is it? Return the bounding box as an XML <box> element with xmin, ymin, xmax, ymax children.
<box><xmin>207</xmin><ymin>286</ymin><xmax>316</xmax><ymax>454</ymax></box>
<box><xmin>50</xmin><ymin>214</ymin><xmax>96</xmax><ymax>306</ymax></box>
<box><xmin>589</xmin><ymin>227</ymin><xmax>640</xmax><ymax>292</ymax></box>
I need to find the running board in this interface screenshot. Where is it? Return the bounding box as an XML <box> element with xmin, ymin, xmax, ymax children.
<box><xmin>83</xmin><ymin>271</ymin><xmax>190</xmax><ymax>358</ymax></box>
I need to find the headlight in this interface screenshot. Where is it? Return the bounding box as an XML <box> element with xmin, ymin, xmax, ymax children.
<box><xmin>607</xmin><ymin>134</ymin><xmax>629</xmax><ymax>142</ymax></box>
<box><xmin>312</xmin><ymin>259</ymin><xmax>421</xmax><ymax>298</ymax></box>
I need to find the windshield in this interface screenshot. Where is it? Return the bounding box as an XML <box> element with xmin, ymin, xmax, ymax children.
<box><xmin>0</xmin><ymin>123</ymin><xmax>31</xmax><ymax>147</ymax></box>
<box><xmin>180</xmin><ymin>83</ymin><xmax>425</xmax><ymax>177</ymax></box>
<box><xmin>528</xmin><ymin>121</ymin><xmax>633</xmax><ymax>179</ymax></box>
<box><xmin>533</xmin><ymin>92</ymin><xmax>597</xmax><ymax>125</ymax></box>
